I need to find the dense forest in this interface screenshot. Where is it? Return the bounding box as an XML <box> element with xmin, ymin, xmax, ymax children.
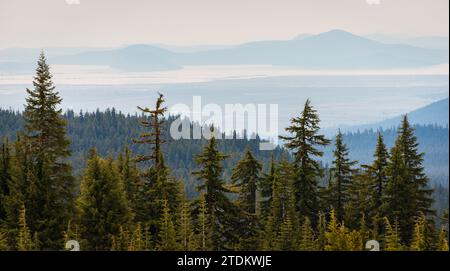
<box><xmin>0</xmin><ymin>53</ymin><xmax>448</xmax><ymax>251</ymax></box>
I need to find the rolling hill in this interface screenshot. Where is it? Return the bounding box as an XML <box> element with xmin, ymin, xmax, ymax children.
<box><xmin>1</xmin><ymin>30</ymin><xmax>448</xmax><ymax>72</ymax></box>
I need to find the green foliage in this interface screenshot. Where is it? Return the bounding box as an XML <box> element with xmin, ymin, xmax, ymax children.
<box><xmin>193</xmin><ymin>137</ymin><xmax>239</xmax><ymax>250</ymax></box>
<box><xmin>0</xmin><ymin>228</ymin><xmax>9</xmax><ymax>251</ymax></box>
<box><xmin>0</xmin><ymin>57</ymin><xmax>445</xmax><ymax>251</ymax></box>
<box><xmin>0</xmin><ymin>138</ymin><xmax>12</xmax><ymax>222</ymax></box>
<box><xmin>324</xmin><ymin>210</ymin><xmax>362</xmax><ymax>251</ymax></box>
<box><xmin>279</xmin><ymin>99</ymin><xmax>331</xmax><ymax>226</ymax></box>
<box><xmin>157</xmin><ymin>200</ymin><xmax>179</xmax><ymax>251</ymax></box>
<box><xmin>259</xmin><ymin>155</ymin><xmax>276</xmax><ymax>221</ymax></box>
<box><xmin>383</xmin><ymin>116</ymin><xmax>435</xmax><ymax>245</ymax></box>
<box><xmin>345</xmin><ymin>172</ymin><xmax>374</xmax><ymax>230</ymax></box>
<box><xmin>231</xmin><ymin>147</ymin><xmax>262</xmax><ymax>250</ymax></box>
<box><xmin>264</xmin><ymin>158</ymin><xmax>299</xmax><ymax>250</ymax></box>
<box><xmin>437</xmin><ymin>227</ymin><xmax>449</xmax><ymax>251</ymax></box>
<box><xmin>77</xmin><ymin>149</ymin><xmax>131</xmax><ymax>250</ymax></box>
<box><xmin>410</xmin><ymin>213</ymin><xmax>432</xmax><ymax>251</ymax></box>
<box><xmin>299</xmin><ymin>216</ymin><xmax>318</xmax><ymax>251</ymax></box>
<box><xmin>195</xmin><ymin>194</ymin><xmax>212</xmax><ymax>251</ymax></box>
<box><xmin>178</xmin><ymin>200</ymin><xmax>196</xmax><ymax>251</ymax></box>
<box><xmin>329</xmin><ymin>131</ymin><xmax>357</xmax><ymax>222</ymax></box>
<box><xmin>384</xmin><ymin>217</ymin><xmax>403</xmax><ymax>251</ymax></box>
<box><xmin>20</xmin><ymin>52</ymin><xmax>75</xmax><ymax>249</ymax></box>
<box><xmin>17</xmin><ymin>205</ymin><xmax>35</xmax><ymax>251</ymax></box>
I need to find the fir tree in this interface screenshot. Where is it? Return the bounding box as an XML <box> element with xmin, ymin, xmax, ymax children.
<box><xmin>279</xmin><ymin>99</ymin><xmax>331</xmax><ymax>226</ymax></box>
<box><xmin>325</xmin><ymin>210</ymin><xmax>362</xmax><ymax>251</ymax></box>
<box><xmin>299</xmin><ymin>216</ymin><xmax>318</xmax><ymax>251</ymax></box>
<box><xmin>2</xmin><ymin>136</ymin><xmax>29</xmax><ymax>234</ymax></box>
<box><xmin>231</xmin><ymin>147</ymin><xmax>262</xmax><ymax>250</ymax></box>
<box><xmin>383</xmin><ymin>116</ymin><xmax>434</xmax><ymax>244</ymax></box>
<box><xmin>22</xmin><ymin>52</ymin><xmax>75</xmax><ymax>249</ymax></box>
<box><xmin>178</xmin><ymin>200</ymin><xmax>196</xmax><ymax>251</ymax></box>
<box><xmin>317</xmin><ymin>212</ymin><xmax>327</xmax><ymax>251</ymax></box>
<box><xmin>0</xmin><ymin>138</ymin><xmax>12</xmax><ymax>222</ymax></box>
<box><xmin>410</xmin><ymin>213</ymin><xmax>430</xmax><ymax>251</ymax></box>
<box><xmin>133</xmin><ymin>93</ymin><xmax>182</xmax><ymax>237</ymax></box>
<box><xmin>195</xmin><ymin>194</ymin><xmax>212</xmax><ymax>251</ymax></box>
<box><xmin>384</xmin><ymin>217</ymin><xmax>403</xmax><ymax>251</ymax></box>
<box><xmin>231</xmin><ymin>146</ymin><xmax>262</xmax><ymax>214</ymax></box>
<box><xmin>157</xmin><ymin>200</ymin><xmax>179</xmax><ymax>251</ymax></box>
<box><xmin>345</xmin><ymin>172</ymin><xmax>374</xmax><ymax>230</ymax></box>
<box><xmin>193</xmin><ymin>137</ymin><xmax>238</xmax><ymax>250</ymax></box>
<box><xmin>17</xmin><ymin>205</ymin><xmax>34</xmax><ymax>251</ymax></box>
<box><xmin>111</xmin><ymin>226</ymin><xmax>130</xmax><ymax>251</ymax></box>
<box><xmin>275</xmin><ymin>213</ymin><xmax>297</xmax><ymax>251</ymax></box>
<box><xmin>437</xmin><ymin>227</ymin><xmax>449</xmax><ymax>251</ymax></box>
<box><xmin>117</xmin><ymin>146</ymin><xmax>144</xmax><ymax>221</ymax></box>
<box><xmin>259</xmin><ymin>155</ymin><xmax>276</xmax><ymax>221</ymax></box>
<box><xmin>264</xmin><ymin>158</ymin><xmax>299</xmax><ymax>250</ymax></box>
<box><xmin>129</xmin><ymin>222</ymin><xmax>151</xmax><ymax>251</ymax></box>
<box><xmin>77</xmin><ymin>150</ymin><xmax>131</xmax><ymax>250</ymax></box>
<box><xmin>364</xmin><ymin>132</ymin><xmax>389</xmax><ymax>219</ymax></box>
<box><xmin>0</xmin><ymin>228</ymin><xmax>8</xmax><ymax>251</ymax></box>
<box><xmin>329</xmin><ymin>131</ymin><xmax>357</xmax><ymax>222</ymax></box>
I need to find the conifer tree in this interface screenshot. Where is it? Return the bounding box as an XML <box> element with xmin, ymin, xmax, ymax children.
<box><xmin>275</xmin><ymin>213</ymin><xmax>297</xmax><ymax>251</ymax></box>
<box><xmin>178</xmin><ymin>200</ymin><xmax>196</xmax><ymax>251</ymax></box>
<box><xmin>299</xmin><ymin>216</ymin><xmax>318</xmax><ymax>251</ymax></box>
<box><xmin>0</xmin><ymin>228</ymin><xmax>8</xmax><ymax>251</ymax></box>
<box><xmin>329</xmin><ymin>131</ymin><xmax>357</xmax><ymax>222</ymax></box>
<box><xmin>157</xmin><ymin>200</ymin><xmax>179</xmax><ymax>251</ymax></box>
<box><xmin>324</xmin><ymin>210</ymin><xmax>362</xmax><ymax>251</ymax></box>
<box><xmin>259</xmin><ymin>155</ymin><xmax>275</xmax><ymax>221</ymax></box>
<box><xmin>132</xmin><ymin>222</ymin><xmax>151</xmax><ymax>251</ymax></box>
<box><xmin>279</xmin><ymin>99</ymin><xmax>330</xmax><ymax>226</ymax></box>
<box><xmin>195</xmin><ymin>194</ymin><xmax>212</xmax><ymax>251</ymax></box>
<box><xmin>384</xmin><ymin>217</ymin><xmax>403</xmax><ymax>251</ymax></box>
<box><xmin>231</xmin><ymin>147</ymin><xmax>262</xmax><ymax>250</ymax></box>
<box><xmin>364</xmin><ymin>132</ymin><xmax>389</xmax><ymax>219</ymax></box>
<box><xmin>117</xmin><ymin>146</ymin><xmax>144</xmax><ymax>221</ymax></box>
<box><xmin>77</xmin><ymin>150</ymin><xmax>131</xmax><ymax>250</ymax></box>
<box><xmin>133</xmin><ymin>93</ymin><xmax>182</xmax><ymax>235</ymax></box>
<box><xmin>345</xmin><ymin>173</ymin><xmax>374</xmax><ymax>229</ymax></box>
<box><xmin>324</xmin><ymin>209</ymin><xmax>340</xmax><ymax>251</ymax></box>
<box><xmin>383</xmin><ymin>116</ymin><xmax>434</xmax><ymax>244</ymax></box>
<box><xmin>2</xmin><ymin>136</ymin><xmax>30</xmax><ymax>233</ymax></box>
<box><xmin>264</xmin><ymin>158</ymin><xmax>298</xmax><ymax>250</ymax></box>
<box><xmin>111</xmin><ymin>226</ymin><xmax>130</xmax><ymax>251</ymax></box>
<box><xmin>0</xmin><ymin>138</ymin><xmax>12</xmax><ymax>222</ymax></box>
<box><xmin>317</xmin><ymin>212</ymin><xmax>327</xmax><ymax>251</ymax></box>
<box><xmin>22</xmin><ymin>52</ymin><xmax>75</xmax><ymax>249</ymax></box>
<box><xmin>231</xmin><ymin>146</ymin><xmax>262</xmax><ymax>214</ymax></box>
<box><xmin>193</xmin><ymin>137</ymin><xmax>238</xmax><ymax>250</ymax></box>
<box><xmin>410</xmin><ymin>213</ymin><xmax>429</xmax><ymax>251</ymax></box>
<box><xmin>437</xmin><ymin>227</ymin><xmax>449</xmax><ymax>251</ymax></box>
<box><xmin>17</xmin><ymin>205</ymin><xmax>34</xmax><ymax>251</ymax></box>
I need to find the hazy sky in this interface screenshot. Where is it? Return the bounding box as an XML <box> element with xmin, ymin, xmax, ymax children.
<box><xmin>0</xmin><ymin>0</ymin><xmax>448</xmax><ymax>48</ymax></box>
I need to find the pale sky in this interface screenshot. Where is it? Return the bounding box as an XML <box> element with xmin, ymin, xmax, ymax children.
<box><xmin>0</xmin><ymin>0</ymin><xmax>448</xmax><ymax>48</ymax></box>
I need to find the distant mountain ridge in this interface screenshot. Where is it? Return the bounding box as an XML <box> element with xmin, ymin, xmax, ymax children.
<box><xmin>1</xmin><ymin>30</ymin><xmax>448</xmax><ymax>72</ymax></box>
<box><xmin>326</xmin><ymin>97</ymin><xmax>449</xmax><ymax>135</ymax></box>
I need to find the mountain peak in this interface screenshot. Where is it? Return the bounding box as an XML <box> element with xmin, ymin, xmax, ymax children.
<box><xmin>320</xmin><ymin>29</ymin><xmax>364</xmax><ymax>39</ymax></box>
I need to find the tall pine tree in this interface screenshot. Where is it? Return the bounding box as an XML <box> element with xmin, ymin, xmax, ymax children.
<box><xmin>77</xmin><ymin>150</ymin><xmax>131</xmax><ymax>250</ymax></box>
<box><xmin>231</xmin><ymin>147</ymin><xmax>262</xmax><ymax>250</ymax></box>
<box><xmin>279</xmin><ymin>99</ymin><xmax>330</xmax><ymax>226</ymax></box>
<box><xmin>383</xmin><ymin>116</ymin><xmax>434</xmax><ymax>244</ymax></box>
<box><xmin>329</xmin><ymin>131</ymin><xmax>357</xmax><ymax>222</ymax></box>
<box><xmin>22</xmin><ymin>52</ymin><xmax>75</xmax><ymax>249</ymax></box>
<box><xmin>193</xmin><ymin>137</ymin><xmax>238</xmax><ymax>250</ymax></box>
